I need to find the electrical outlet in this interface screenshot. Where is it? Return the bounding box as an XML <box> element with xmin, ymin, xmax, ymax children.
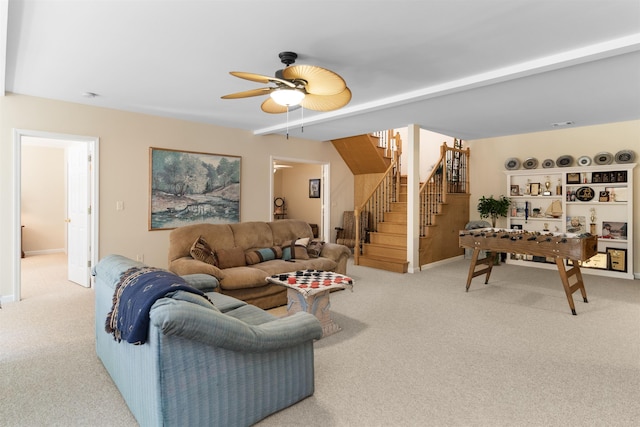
<box><xmin>116</xmin><ymin>201</ymin><xmax>124</xmax><ymax>211</ymax></box>
<box><xmin>136</xmin><ymin>254</ymin><xmax>144</xmax><ymax>262</ymax></box>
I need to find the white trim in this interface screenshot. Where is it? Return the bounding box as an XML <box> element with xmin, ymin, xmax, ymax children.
<box><xmin>24</xmin><ymin>249</ymin><xmax>65</xmax><ymax>256</ymax></box>
<box><xmin>12</xmin><ymin>129</ymin><xmax>100</xmax><ymax>301</ymax></box>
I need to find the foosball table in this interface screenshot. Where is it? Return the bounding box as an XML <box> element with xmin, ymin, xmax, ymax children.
<box><xmin>459</xmin><ymin>228</ymin><xmax>598</xmax><ymax>315</ymax></box>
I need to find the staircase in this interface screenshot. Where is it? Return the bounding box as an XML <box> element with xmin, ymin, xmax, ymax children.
<box><xmin>332</xmin><ymin>131</ymin><xmax>470</xmax><ymax>273</ymax></box>
<box><xmin>358</xmin><ymin>176</ymin><xmax>409</xmax><ymax>273</ymax></box>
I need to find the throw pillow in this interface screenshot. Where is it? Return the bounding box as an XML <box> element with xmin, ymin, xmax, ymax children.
<box><xmin>190</xmin><ymin>236</ymin><xmax>218</xmax><ymax>266</ymax></box>
<box><xmin>216</xmin><ymin>247</ymin><xmax>247</xmax><ymax>269</ymax></box>
<box><xmin>245</xmin><ymin>246</ymin><xmax>283</xmax><ymax>265</ymax></box>
<box><xmin>307</xmin><ymin>239</ymin><xmax>325</xmax><ymax>258</ymax></box>
<box><xmin>281</xmin><ymin>237</ymin><xmax>310</xmax><ymax>260</ymax></box>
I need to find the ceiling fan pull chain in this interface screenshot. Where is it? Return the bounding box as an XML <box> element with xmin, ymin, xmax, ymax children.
<box><xmin>286</xmin><ymin>106</ymin><xmax>289</xmax><ymax>139</ymax></box>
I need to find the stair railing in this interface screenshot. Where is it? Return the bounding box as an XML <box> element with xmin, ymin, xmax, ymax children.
<box><xmin>371</xmin><ymin>130</ymin><xmax>403</xmax><ymax>164</ymax></box>
<box><xmin>418</xmin><ymin>141</ymin><xmax>469</xmax><ymax>236</ymax></box>
<box><xmin>354</xmin><ymin>158</ymin><xmax>400</xmax><ymax>264</ymax></box>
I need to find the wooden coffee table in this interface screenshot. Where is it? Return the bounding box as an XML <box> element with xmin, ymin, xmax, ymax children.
<box><xmin>267</xmin><ymin>270</ymin><xmax>354</xmax><ymax>338</ymax></box>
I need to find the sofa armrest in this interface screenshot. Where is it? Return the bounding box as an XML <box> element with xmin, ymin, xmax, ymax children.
<box><xmin>320</xmin><ymin>242</ymin><xmax>351</xmax><ymax>274</ymax></box>
<box><xmin>180</xmin><ymin>274</ymin><xmax>219</xmax><ymax>292</ymax></box>
<box><xmin>150</xmin><ymin>299</ymin><xmax>322</xmax><ymax>352</ymax></box>
<box><xmin>169</xmin><ymin>257</ymin><xmax>225</xmax><ymax>280</ymax></box>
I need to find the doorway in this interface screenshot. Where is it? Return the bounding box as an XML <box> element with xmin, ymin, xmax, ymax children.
<box><xmin>270</xmin><ymin>156</ymin><xmax>330</xmax><ymax>240</ymax></box>
<box><xmin>13</xmin><ymin>129</ymin><xmax>100</xmax><ymax>301</ymax></box>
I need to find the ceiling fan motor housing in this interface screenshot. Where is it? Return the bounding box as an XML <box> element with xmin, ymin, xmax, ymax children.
<box><xmin>279</xmin><ymin>51</ymin><xmax>298</xmax><ymax>66</ymax></box>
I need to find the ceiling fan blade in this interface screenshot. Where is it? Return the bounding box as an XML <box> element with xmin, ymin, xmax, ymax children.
<box><xmin>282</xmin><ymin>65</ymin><xmax>346</xmax><ymax>96</ymax></box>
<box><xmin>221</xmin><ymin>87</ymin><xmax>273</xmax><ymax>99</ymax></box>
<box><xmin>300</xmin><ymin>87</ymin><xmax>352</xmax><ymax>111</ymax></box>
<box><xmin>230</xmin><ymin>71</ymin><xmax>296</xmax><ymax>88</ymax></box>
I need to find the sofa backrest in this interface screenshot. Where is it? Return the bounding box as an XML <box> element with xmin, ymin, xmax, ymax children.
<box><xmin>168</xmin><ymin>219</ymin><xmax>314</xmax><ymax>263</ymax></box>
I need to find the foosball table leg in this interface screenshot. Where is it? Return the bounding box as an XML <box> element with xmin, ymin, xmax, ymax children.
<box><xmin>555</xmin><ymin>258</ymin><xmax>589</xmax><ymax>315</ymax></box>
<box><xmin>465</xmin><ymin>249</ymin><xmax>495</xmax><ymax>292</ymax></box>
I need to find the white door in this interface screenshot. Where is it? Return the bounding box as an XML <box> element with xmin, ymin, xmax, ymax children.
<box><xmin>66</xmin><ymin>143</ymin><xmax>90</xmax><ymax>287</ymax></box>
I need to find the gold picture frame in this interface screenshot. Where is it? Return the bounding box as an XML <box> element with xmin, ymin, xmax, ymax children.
<box><xmin>567</xmin><ymin>252</ymin><xmax>608</xmax><ymax>270</ymax></box>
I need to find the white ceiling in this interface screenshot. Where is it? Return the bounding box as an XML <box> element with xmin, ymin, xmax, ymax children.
<box><xmin>3</xmin><ymin>0</ymin><xmax>640</xmax><ymax>141</ymax></box>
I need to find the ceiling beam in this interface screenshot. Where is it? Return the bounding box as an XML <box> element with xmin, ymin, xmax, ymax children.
<box><xmin>254</xmin><ymin>34</ymin><xmax>640</xmax><ymax>137</ymax></box>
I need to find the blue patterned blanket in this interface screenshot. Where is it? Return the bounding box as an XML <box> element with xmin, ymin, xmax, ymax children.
<box><xmin>106</xmin><ymin>267</ymin><xmax>208</xmax><ymax>344</ymax></box>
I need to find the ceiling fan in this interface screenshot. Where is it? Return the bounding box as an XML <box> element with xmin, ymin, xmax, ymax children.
<box><xmin>221</xmin><ymin>51</ymin><xmax>351</xmax><ymax>114</ymax></box>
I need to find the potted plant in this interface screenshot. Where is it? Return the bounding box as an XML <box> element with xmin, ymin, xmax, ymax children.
<box><xmin>477</xmin><ymin>195</ymin><xmax>511</xmax><ymax>227</ymax></box>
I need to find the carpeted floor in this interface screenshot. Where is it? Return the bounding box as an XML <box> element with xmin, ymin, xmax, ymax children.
<box><xmin>2</xmin><ymin>253</ymin><xmax>639</xmax><ymax>426</ymax></box>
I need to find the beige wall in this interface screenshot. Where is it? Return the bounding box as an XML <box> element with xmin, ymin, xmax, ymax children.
<box><xmin>21</xmin><ymin>145</ymin><xmax>66</xmax><ymax>253</ymax></box>
<box><xmin>466</xmin><ymin>120</ymin><xmax>640</xmax><ymax>276</ymax></box>
<box><xmin>0</xmin><ymin>94</ymin><xmax>354</xmax><ymax>300</ymax></box>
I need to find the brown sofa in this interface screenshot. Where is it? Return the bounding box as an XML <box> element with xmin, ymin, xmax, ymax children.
<box><xmin>168</xmin><ymin>219</ymin><xmax>351</xmax><ymax>309</ymax></box>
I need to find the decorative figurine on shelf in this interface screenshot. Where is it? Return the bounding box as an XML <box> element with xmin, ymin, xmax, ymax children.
<box><xmin>543</xmin><ymin>222</ymin><xmax>549</xmax><ymax>231</ymax></box>
<box><xmin>590</xmin><ymin>208</ymin><xmax>597</xmax><ymax>235</ymax></box>
<box><xmin>556</xmin><ymin>178</ymin><xmax>562</xmax><ymax>195</ymax></box>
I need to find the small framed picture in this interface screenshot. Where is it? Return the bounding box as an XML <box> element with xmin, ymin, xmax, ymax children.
<box><xmin>530</xmin><ymin>182</ymin><xmax>541</xmax><ymax>196</ymax></box>
<box><xmin>591</xmin><ymin>172</ymin><xmax>602</xmax><ymax>183</ymax></box>
<box><xmin>566</xmin><ymin>173</ymin><xmax>581</xmax><ymax>184</ymax></box>
<box><xmin>601</xmin><ymin>221</ymin><xmax>627</xmax><ymax>239</ymax></box>
<box><xmin>309</xmin><ymin>179</ymin><xmax>321</xmax><ymax>198</ymax></box>
<box><xmin>615</xmin><ymin>171</ymin><xmax>627</xmax><ymax>183</ymax></box>
<box><xmin>606</xmin><ymin>247</ymin><xmax>627</xmax><ymax>272</ymax></box>
<box><xmin>510</xmin><ymin>185</ymin><xmax>520</xmax><ymax>196</ymax></box>
<box><xmin>599</xmin><ymin>191</ymin><xmax>609</xmax><ymax>202</ymax></box>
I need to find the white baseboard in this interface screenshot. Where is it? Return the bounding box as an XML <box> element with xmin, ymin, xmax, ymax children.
<box><xmin>24</xmin><ymin>248</ymin><xmax>65</xmax><ymax>256</ymax></box>
<box><xmin>415</xmin><ymin>255</ymin><xmax>464</xmax><ymax>272</ymax></box>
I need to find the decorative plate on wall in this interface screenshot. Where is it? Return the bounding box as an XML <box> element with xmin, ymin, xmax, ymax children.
<box><xmin>556</xmin><ymin>155</ymin><xmax>573</xmax><ymax>167</ymax></box>
<box><xmin>615</xmin><ymin>150</ymin><xmax>636</xmax><ymax>163</ymax></box>
<box><xmin>542</xmin><ymin>158</ymin><xmax>555</xmax><ymax>168</ymax></box>
<box><xmin>504</xmin><ymin>158</ymin><xmax>520</xmax><ymax>170</ymax></box>
<box><xmin>593</xmin><ymin>152</ymin><xmax>613</xmax><ymax>165</ymax></box>
<box><xmin>577</xmin><ymin>155</ymin><xmax>592</xmax><ymax>166</ymax></box>
<box><xmin>523</xmin><ymin>157</ymin><xmax>538</xmax><ymax>169</ymax></box>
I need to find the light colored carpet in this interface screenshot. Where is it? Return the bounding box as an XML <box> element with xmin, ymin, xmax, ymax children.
<box><xmin>2</xmin><ymin>253</ymin><xmax>639</xmax><ymax>426</ymax></box>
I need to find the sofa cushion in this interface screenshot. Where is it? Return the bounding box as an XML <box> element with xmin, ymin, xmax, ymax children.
<box><xmin>282</xmin><ymin>238</ymin><xmax>310</xmax><ymax>260</ymax></box>
<box><xmin>216</xmin><ymin>247</ymin><xmax>247</xmax><ymax>269</ymax></box>
<box><xmin>307</xmin><ymin>239</ymin><xmax>325</xmax><ymax>258</ymax></box>
<box><xmin>245</xmin><ymin>246</ymin><xmax>283</xmax><ymax>265</ymax></box>
<box><xmin>190</xmin><ymin>236</ymin><xmax>218</xmax><ymax>266</ymax></box>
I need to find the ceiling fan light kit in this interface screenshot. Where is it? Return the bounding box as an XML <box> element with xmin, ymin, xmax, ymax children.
<box><xmin>222</xmin><ymin>51</ymin><xmax>351</xmax><ymax>113</ymax></box>
<box><xmin>270</xmin><ymin>88</ymin><xmax>306</xmax><ymax>106</ymax></box>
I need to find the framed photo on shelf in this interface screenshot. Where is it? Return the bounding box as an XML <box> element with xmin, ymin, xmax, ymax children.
<box><xmin>510</xmin><ymin>185</ymin><xmax>520</xmax><ymax>196</ymax></box>
<box><xmin>599</xmin><ymin>191</ymin><xmax>610</xmax><ymax>202</ymax></box>
<box><xmin>591</xmin><ymin>172</ymin><xmax>602</xmax><ymax>183</ymax></box>
<box><xmin>530</xmin><ymin>182</ymin><xmax>541</xmax><ymax>196</ymax></box>
<box><xmin>566</xmin><ymin>173</ymin><xmax>581</xmax><ymax>184</ymax></box>
<box><xmin>606</xmin><ymin>247</ymin><xmax>627</xmax><ymax>272</ymax></box>
<box><xmin>566</xmin><ymin>216</ymin><xmax>586</xmax><ymax>234</ymax></box>
<box><xmin>601</xmin><ymin>221</ymin><xmax>627</xmax><ymax>240</ymax></box>
<box><xmin>615</xmin><ymin>171</ymin><xmax>627</xmax><ymax>183</ymax></box>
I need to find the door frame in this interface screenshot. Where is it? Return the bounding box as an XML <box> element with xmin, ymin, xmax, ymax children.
<box><xmin>270</xmin><ymin>155</ymin><xmax>331</xmax><ymax>240</ymax></box>
<box><xmin>12</xmin><ymin>129</ymin><xmax>100</xmax><ymax>300</ymax></box>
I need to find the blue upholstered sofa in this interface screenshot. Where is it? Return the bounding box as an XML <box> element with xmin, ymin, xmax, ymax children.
<box><xmin>94</xmin><ymin>254</ymin><xmax>323</xmax><ymax>427</ymax></box>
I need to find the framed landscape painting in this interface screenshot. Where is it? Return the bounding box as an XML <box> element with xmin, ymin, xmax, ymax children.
<box><xmin>149</xmin><ymin>148</ymin><xmax>241</xmax><ymax>230</ymax></box>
